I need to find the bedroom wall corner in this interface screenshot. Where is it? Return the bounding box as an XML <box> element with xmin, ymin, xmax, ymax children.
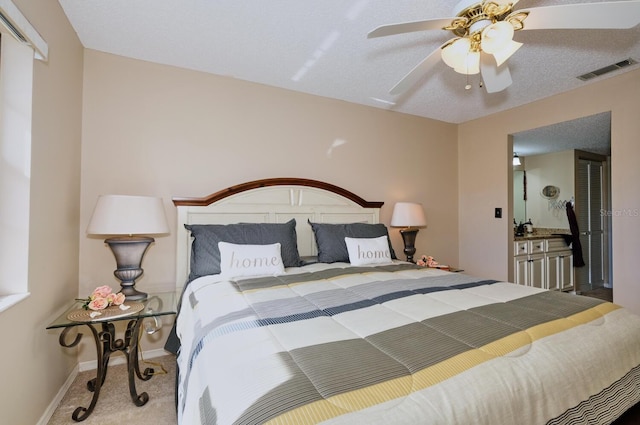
<box><xmin>0</xmin><ymin>1</ymin><xmax>84</xmax><ymax>424</ymax></box>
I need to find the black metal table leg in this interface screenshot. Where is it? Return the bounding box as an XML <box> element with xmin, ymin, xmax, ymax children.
<box><xmin>58</xmin><ymin>317</ymin><xmax>153</xmax><ymax>422</ymax></box>
<box><xmin>124</xmin><ymin>319</ymin><xmax>152</xmax><ymax>406</ymax></box>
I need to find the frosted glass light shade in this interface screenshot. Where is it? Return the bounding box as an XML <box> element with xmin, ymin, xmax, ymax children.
<box><xmin>390</xmin><ymin>202</ymin><xmax>427</xmax><ymax>228</ymax></box>
<box><xmin>492</xmin><ymin>40</ymin><xmax>523</xmax><ymax>67</ymax></box>
<box><xmin>441</xmin><ymin>37</ymin><xmax>471</xmax><ymax>70</ymax></box>
<box><xmin>454</xmin><ymin>50</ymin><xmax>480</xmax><ymax>75</ymax></box>
<box><xmin>87</xmin><ymin>195</ymin><xmax>169</xmax><ymax>236</ymax></box>
<box><xmin>481</xmin><ymin>21</ymin><xmax>514</xmax><ymax>54</ymax></box>
<box><xmin>513</xmin><ymin>154</ymin><xmax>521</xmax><ymax>166</ymax></box>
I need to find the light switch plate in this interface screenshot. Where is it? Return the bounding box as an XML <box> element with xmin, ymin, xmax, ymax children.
<box><xmin>495</xmin><ymin>207</ymin><xmax>502</xmax><ymax>218</ymax></box>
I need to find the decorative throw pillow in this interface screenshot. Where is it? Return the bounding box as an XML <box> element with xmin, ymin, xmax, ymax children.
<box><xmin>345</xmin><ymin>236</ymin><xmax>393</xmax><ymax>266</ymax></box>
<box><xmin>218</xmin><ymin>242</ymin><xmax>285</xmax><ymax>278</ymax></box>
<box><xmin>185</xmin><ymin>219</ymin><xmax>301</xmax><ymax>280</ymax></box>
<box><xmin>309</xmin><ymin>221</ymin><xmax>397</xmax><ymax>263</ymax></box>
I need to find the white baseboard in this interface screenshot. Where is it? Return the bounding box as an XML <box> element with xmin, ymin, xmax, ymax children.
<box><xmin>37</xmin><ymin>348</ymin><xmax>172</xmax><ymax>425</ymax></box>
<box><xmin>79</xmin><ymin>348</ymin><xmax>170</xmax><ymax>371</ymax></box>
<box><xmin>36</xmin><ymin>364</ymin><xmax>79</xmax><ymax>425</ymax></box>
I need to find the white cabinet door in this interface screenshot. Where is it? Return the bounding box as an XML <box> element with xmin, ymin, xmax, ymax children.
<box><xmin>546</xmin><ymin>253</ymin><xmax>561</xmax><ymax>291</ymax></box>
<box><xmin>529</xmin><ymin>254</ymin><xmax>546</xmax><ymax>289</ymax></box>
<box><xmin>514</xmin><ymin>253</ymin><xmax>546</xmax><ymax>288</ymax></box>
<box><xmin>545</xmin><ymin>250</ymin><xmax>574</xmax><ymax>292</ymax></box>
<box><xmin>514</xmin><ymin>256</ymin><xmax>529</xmax><ymax>286</ymax></box>
<box><xmin>559</xmin><ymin>252</ymin><xmax>574</xmax><ymax>292</ymax></box>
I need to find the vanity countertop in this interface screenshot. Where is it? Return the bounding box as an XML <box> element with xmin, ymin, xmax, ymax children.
<box><xmin>514</xmin><ymin>228</ymin><xmax>571</xmax><ymax>241</ymax></box>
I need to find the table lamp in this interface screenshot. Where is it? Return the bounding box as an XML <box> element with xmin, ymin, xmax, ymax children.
<box><xmin>87</xmin><ymin>195</ymin><xmax>169</xmax><ymax>300</ymax></box>
<box><xmin>390</xmin><ymin>202</ymin><xmax>427</xmax><ymax>263</ymax></box>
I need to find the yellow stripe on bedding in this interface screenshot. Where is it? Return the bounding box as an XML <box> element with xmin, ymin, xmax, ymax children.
<box><xmin>265</xmin><ymin>303</ymin><xmax>621</xmax><ymax>425</ymax></box>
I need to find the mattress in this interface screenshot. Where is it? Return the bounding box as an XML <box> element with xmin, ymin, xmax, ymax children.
<box><xmin>175</xmin><ymin>262</ymin><xmax>640</xmax><ymax>425</ymax></box>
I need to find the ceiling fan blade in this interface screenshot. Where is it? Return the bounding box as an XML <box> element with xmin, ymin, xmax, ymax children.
<box><xmin>480</xmin><ymin>53</ymin><xmax>512</xmax><ymax>93</ymax></box>
<box><xmin>368</xmin><ymin>18</ymin><xmax>456</xmax><ymax>38</ymax></box>
<box><xmin>389</xmin><ymin>44</ymin><xmax>447</xmax><ymax>95</ymax></box>
<box><xmin>521</xmin><ymin>1</ymin><xmax>640</xmax><ymax>30</ymax></box>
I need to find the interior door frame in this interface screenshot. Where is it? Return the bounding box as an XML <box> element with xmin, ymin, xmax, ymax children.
<box><xmin>574</xmin><ymin>150</ymin><xmax>610</xmax><ymax>291</ymax></box>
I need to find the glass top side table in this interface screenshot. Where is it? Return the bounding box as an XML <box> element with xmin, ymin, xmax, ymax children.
<box><xmin>46</xmin><ymin>291</ymin><xmax>177</xmax><ymax>422</ymax></box>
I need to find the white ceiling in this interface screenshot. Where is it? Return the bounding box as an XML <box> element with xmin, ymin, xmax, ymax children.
<box><xmin>58</xmin><ymin>0</ymin><xmax>636</xmax><ymax>152</ymax></box>
<box><xmin>514</xmin><ymin>111</ymin><xmax>611</xmax><ymax>156</ymax></box>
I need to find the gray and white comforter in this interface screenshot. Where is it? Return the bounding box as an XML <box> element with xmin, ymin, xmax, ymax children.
<box><xmin>176</xmin><ymin>263</ymin><xmax>640</xmax><ymax>425</ymax></box>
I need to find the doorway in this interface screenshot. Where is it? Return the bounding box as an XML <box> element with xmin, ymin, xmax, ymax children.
<box><xmin>575</xmin><ymin>153</ymin><xmax>609</xmax><ymax>293</ymax></box>
<box><xmin>511</xmin><ymin>112</ymin><xmax>612</xmax><ymax>300</ymax></box>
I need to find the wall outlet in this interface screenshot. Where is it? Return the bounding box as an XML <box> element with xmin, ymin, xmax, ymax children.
<box><xmin>495</xmin><ymin>207</ymin><xmax>502</xmax><ymax>218</ymax></box>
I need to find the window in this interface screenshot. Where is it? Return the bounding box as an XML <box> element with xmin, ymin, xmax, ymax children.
<box><xmin>0</xmin><ymin>1</ymin><xmax>47</xmax><ymax>312</ymax></box>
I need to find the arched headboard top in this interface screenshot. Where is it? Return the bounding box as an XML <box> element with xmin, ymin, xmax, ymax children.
<box><xmin>173</xmin><ymin>177</ymin><xmax>384</xmax><ymax>208</ymax></box>
<box><xmin>173</xmin><ymin>178</ymin><xmax>385</xmax><ymax>288</ymax></box>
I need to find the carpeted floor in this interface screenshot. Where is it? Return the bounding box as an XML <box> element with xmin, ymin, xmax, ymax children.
<box><xmin>48</xmin><ymin>354</ymin><xmax>177</xmax><ymax>425</ymax></box>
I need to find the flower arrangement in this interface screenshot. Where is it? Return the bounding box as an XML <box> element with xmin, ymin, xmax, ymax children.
<box><xmin>416</xmin><ymin>255</ymin><xmax>440</xmax><ymax>268</ymax></box>
<box><xmin>78</xmin><ymin>285</ymin><xmax>127</xmax><ymax>311</ymax></box>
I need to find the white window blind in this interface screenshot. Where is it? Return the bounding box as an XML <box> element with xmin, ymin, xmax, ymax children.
<box><xmin>0</xmin><ymin>0</ymin><xmax>48</xmax><ymax>312</ymax></box>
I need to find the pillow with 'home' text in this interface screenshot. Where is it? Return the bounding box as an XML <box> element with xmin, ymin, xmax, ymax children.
<box><xmin>345</xmin><ymin>236</ymin><xmax>393</xmax><ymax>266</ymax></box>
<box><xmin>218</xmin><ymin>242</ymin><xmax>285</xmax><ymax>278</ymax></box>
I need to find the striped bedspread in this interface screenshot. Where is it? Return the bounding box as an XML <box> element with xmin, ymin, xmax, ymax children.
<box><xmin>175</xmin><ymin>263</ymin><xmax>640</xmax><ymax>425</ymax></box>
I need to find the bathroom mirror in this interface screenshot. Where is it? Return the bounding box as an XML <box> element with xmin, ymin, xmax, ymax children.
<box><xmin>541</xmin><ymin>185</ymin><xmax>560</xmax><ymax>199</ymax></box>
<box><xmin>514</xmin><ymin>170</ymin><xmax>526</xmax><ymax>224</ymax></box>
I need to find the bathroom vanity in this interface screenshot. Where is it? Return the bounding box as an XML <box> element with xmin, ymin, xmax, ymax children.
<box><xmin>513</xmin><ymin>233</ymin><xmax>573</xmax><ymax>292</ymax></box>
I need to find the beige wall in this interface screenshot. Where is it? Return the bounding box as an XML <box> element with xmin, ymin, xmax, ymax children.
<box><xmin>524</xmin><ymin>150</ymin><xmax>575</xmax><ymax>230</ymax></box>
<box><xmin>78</xmin><ymin>50</ymin><xmax>459</xmax><ymax>360</ymax></box>
<box><xmin>0</xmin><ymin>1</ymin><xmax>83</xmax><ymax>424</ymax></box>
<box><xmin>459</xmin><ymin>68</ymin><xmax>640</xmax><ymax>314</ymax></box>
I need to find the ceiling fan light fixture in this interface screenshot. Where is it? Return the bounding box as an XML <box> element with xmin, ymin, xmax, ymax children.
<box><xmin>481</xmin><ymin>21</ymin><xmax>514</xmax><ymax>54</ymax></box>
<box><xmin>492</xmin><ymin>40</ymin><xmax>522</xmax><ymax>67</ymax></box>
<box><xmin>441</xmin><ymin>37</ymin><xmax>471</xmax><ymax>69</ymax></box>
<box><xmin>454</xmin><ymin>50</ymin><xmax>481</xmax><ymax>75</ymax></box>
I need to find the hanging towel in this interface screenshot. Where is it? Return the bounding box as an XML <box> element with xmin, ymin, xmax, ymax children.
<box><xmin>566</xmin><ymin>202</ymin><xmax>586</xmax><ymax>267</ymax></box>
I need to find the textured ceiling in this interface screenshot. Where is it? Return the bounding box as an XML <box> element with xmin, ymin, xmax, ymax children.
<box><xmin>514</xmin><ymin>111</ymin><xmax>611</xmax><ymax>157</ymax></box>
<box><xmin>58</xmin><ymin>0</ymin><xmax>637</xmax><ymax>153</ymax></box>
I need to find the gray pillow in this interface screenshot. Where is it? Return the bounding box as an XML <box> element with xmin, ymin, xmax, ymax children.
<box><xmin>186</xmin><ymin>219</ymin><xmax>301</xmax><ymax>280</ymax></box>
<box><xmin>309</xmin><ymin>221</ymin><xmax>397</xmax><ymax>263</ymax></box>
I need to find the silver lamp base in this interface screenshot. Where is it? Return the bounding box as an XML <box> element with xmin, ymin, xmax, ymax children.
<box><xmin>105</xmin><ymin>236</ymin><xmax>154</xmax><ymax>300</ymax></box>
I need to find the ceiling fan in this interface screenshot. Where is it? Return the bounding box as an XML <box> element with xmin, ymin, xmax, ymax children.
<box><xmin>368</xmin><ymin>0</ymin><xmax>640</xmax><ymax>94</ymax></box>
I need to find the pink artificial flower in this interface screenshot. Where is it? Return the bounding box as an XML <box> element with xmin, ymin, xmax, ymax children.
<box><xmin>417</xmin><ymin>255</ymin><xmax>439</xmax><ymax>267</ymax></box>
<box><xmin>88</xmin><ymin>297</ymin><xmax>109</xmax><ymax>311</ymax></box>
<box><xmin>91</xmin><ymin>285</ymin><xmax>113</xmax><ymax>299</ymax></box>
<box><xmin>111</xmin><ymin>292</ymin><xmax>126</xmax><ymax>306</ymax></box>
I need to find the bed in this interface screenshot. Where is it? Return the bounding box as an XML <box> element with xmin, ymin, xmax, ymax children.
<box><xmin>170</xmin><ymin>177</ymin><xmax>640</xmax><ymax>425</ymax></box>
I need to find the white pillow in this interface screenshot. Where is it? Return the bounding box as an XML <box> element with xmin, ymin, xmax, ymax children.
<box><xmin>344</xmin><ymin>236</ymin><xmax>393</xmax><ymax>266</ymax></box>
<box><xmin>218</xmin><ymin>242</ymin><xmax>285</xmax><ymax>277</ymax></box>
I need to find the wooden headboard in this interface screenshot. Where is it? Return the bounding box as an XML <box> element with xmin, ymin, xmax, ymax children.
<box><xmin>172</xmin><ymin>178</ymin><xmax>384</xmax><ymax>288</ymax></box>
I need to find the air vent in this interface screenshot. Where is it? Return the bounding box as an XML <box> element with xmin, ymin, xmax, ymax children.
<box><xmin>577</xmin><ymin>58</ymin><xmax>638</xmax><ymax>81</ymax></box>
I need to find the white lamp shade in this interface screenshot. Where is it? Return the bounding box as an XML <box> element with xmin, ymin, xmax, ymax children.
<box><xmin>87</xmin><ymin>195</ymin><xmax>169</xmax><ymax>236</ymax></box>
<box><xmin>390</xmin><ymin>202</ymin><xmax>427</xmax><ymax>228</ymax></box>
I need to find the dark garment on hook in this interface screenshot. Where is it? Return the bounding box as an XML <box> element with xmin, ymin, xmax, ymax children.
<box><xmin>566</xmin><ymin>203</ymin><xmax>585</xmax><ymax>267</ymax></box>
